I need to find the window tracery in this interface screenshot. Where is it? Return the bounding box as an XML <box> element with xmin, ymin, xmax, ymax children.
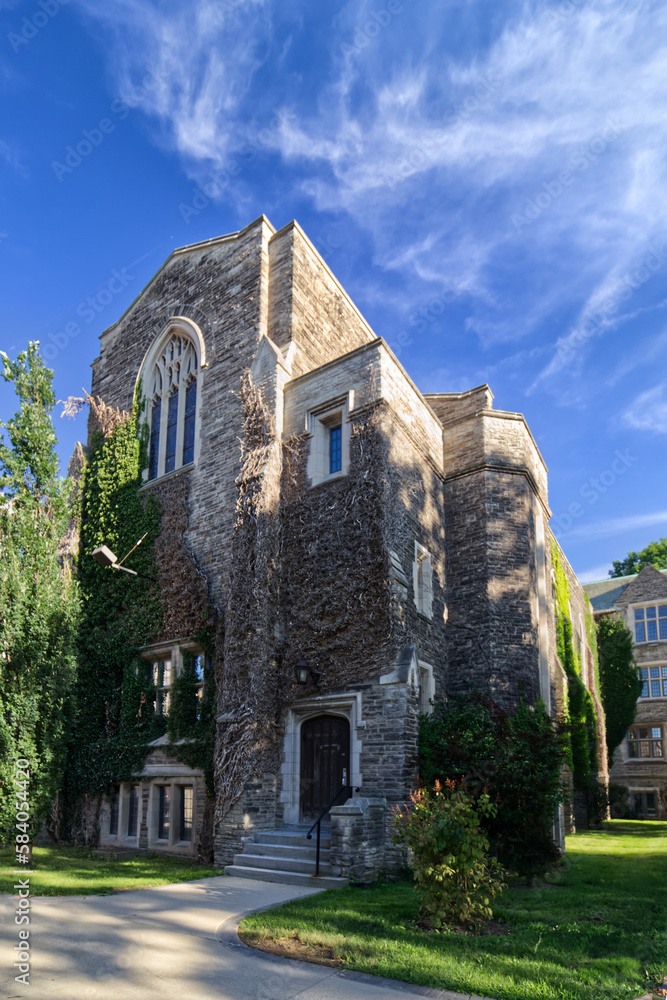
<box><xmin>147</xmin><ymin>333</ymin><xmax>199</xmax><ymax>480</ymax></box>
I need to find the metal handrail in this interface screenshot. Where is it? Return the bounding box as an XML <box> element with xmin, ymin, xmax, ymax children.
<box><xmin>306</xmin><ymin>784</ymin><xmax>359</xmax><ymax>876</ymax></box>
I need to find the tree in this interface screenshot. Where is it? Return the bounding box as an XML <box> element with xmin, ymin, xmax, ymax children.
<box><xmin>610</xmin><ymin>538</ymin><xmax>667</xmax><ymax>577</ymax></box>
<box><xmin>0</xmin><ymin>343</ymin><xmax>79</xmax><ymax>845</ymax></box>
<box><xmin>597</xmin><ymin>616</ymin><xmax>642</xmax><ymax>758</ymax></box>
<box><xmin>419</xmin><ymin>696</ymin><xmax>568</xmax><ymax>879</ymax></box>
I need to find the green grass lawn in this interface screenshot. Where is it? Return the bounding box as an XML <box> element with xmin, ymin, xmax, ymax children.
<box><xmin>240</xmin><ymin>821</ymin><xmax>667</xmax><ymax>1000</ymax></box>
<box><xmin>0</xmin><ymin>845</ymin><xmax>218</xmax><ymax>896</ymax></box>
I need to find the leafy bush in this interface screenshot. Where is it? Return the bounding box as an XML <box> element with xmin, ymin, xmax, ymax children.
<box><xmin>392</xmin><ymin>779</ymin><xmax>506</xmax><ymax>929</ymax></box>
<box><xmin>420</xmin><ymin>696</ymin><xmax>568</xmax><ymax>879</ymax></box>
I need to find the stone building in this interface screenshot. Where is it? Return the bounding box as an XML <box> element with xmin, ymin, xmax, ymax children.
<box><xmin>88</xmin><ymin>215</ymin><xmax>606</xmax><ymax>882</ymax></box>
<box><xmin>585</xmin><ymin>565</ymin><xmax>667</xmax><ymax>819</ymax></box>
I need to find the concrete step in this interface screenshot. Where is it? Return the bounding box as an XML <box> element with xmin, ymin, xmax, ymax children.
<box><xmin>252</xmin><ymin>831</ymin><xmax>330</xmax><ymax>849</ymax></box>
<box><xmin>233</xmin><ymin>853</ymin><xmax>333</xmax><ymax>876</ymax></box>
<box><xmin>224</xmin><ymin>864</ymin><xmax>347</xmax><ymax>890</ymax></box>
<box><xmin>245</xmin><ymin>841</ymin><xmax>331</xmax><ymax>862</ymax></box>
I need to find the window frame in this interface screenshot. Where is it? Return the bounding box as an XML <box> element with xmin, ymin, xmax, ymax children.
<box><xmin>638</xmin><ymin>664</ymin><xmax>667</xmax><ymax>700</ymax></box>
<box><xmin>632</xmin><ymin>602</ymin><xmax>667</xmax><ymax>644</ymax></box>
<box><xmin>626</xmin><ymin>725</ymin><xmax>664</xmax><ymax>760</ymax></box>
<box><xmin>137</xmin><ymin>318</ymin><xmax>206</xmax><ymax>485</ymax></box>
<box><xmin>142</xmin><ymin>641</ymin><xmax>207</xmax><ymax>718</ymax></box>
<box><xmin>306</xmin><ymin>394</ymin><xmax>352</xmax><ymax>487</ymax></box>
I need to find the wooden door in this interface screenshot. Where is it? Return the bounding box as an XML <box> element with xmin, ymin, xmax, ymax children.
<box><xmin>300</xmin><ymin>715</ymin><xmax>350</xmax><ymax>822</ymax></box>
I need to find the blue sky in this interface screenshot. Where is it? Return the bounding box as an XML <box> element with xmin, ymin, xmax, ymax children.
<box><xmin>1</xmin><ymin>0</ymin><xmax>666</xmax><ymax>582</ymax></box>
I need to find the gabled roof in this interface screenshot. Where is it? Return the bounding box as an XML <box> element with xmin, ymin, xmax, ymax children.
<box><xmin>583</xmin><ymin>566</ymin><xmax>667</xmax><ymax>612</ymax></box>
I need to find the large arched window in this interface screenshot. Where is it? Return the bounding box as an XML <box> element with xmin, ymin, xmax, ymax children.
<box><xmin>139</xmin><ymin>319</ymin><xmax>205</xmax><ymax>481</ymax></box>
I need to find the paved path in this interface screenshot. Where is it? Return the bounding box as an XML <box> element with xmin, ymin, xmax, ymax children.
<box><xmin>0</xmin><ymin>876</ymin><xmax>494</xmax><ymax>1000</ymax></box>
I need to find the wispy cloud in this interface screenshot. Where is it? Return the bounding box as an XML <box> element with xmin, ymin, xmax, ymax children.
<box><xmin>75</xmin><ymin>0</ymin><xmax>272</xmax><ymax>172</ymax></box>
<box><xmin>577</xmin><ymin>563</ymin><xmax>614</xmax><ymax>584</ymax></box>
<box><xmin>77</xmin><ymin>0</ymin><xmax>667</xmax><ymax>394</ymax></box>
<box><xmin>622</xmin><ymin>382</ymin><xmax>667</xmax><ymax>434</ymax></box>
<box><xmin>559</xmin><ymin>509</ymin><xmax>667</xmax><ymax>542</ymax></box>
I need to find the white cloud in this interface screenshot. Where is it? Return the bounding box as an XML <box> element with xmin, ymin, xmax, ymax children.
<box><xmin>77</xmin><ymin>0</ymin><xmax>667</xmax><ymax>379</ymax></box>
<box><xmin>576</xmin><ymin>563</ymin><xmax>614</xmax><ymax>584</ymax></box>
<box><xmin>622</xmin><ymin>382</ymin><xmax>667</xmax><ymax>434</ymax></box>
<box><xmin>75</xmin><ymin>0</ymin><xmax>272</xmax><ymax>173</ymax></box>
<box><xmin>559</xmin><ymin>510</ymin><xmax>667</xmax><ymax>542</ymax></box>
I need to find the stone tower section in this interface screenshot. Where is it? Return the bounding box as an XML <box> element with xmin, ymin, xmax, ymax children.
<box><xmin>426</xmin><ymin>385</ymin><xmax>551</xmax><ymax>708</ymax></box>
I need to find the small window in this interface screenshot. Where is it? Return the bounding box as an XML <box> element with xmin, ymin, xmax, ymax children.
<box><xmin>414</xmin><ymin>543</ymin><xmax>433</xmax><ymax>619</ymax></box>
<box><xmin>306</xmin><ymin>395</ymin><xmax>351</xmax><ymax>487</ymax></box>
<box><xmin>633</xmin><ymin>791</ymin><xmax>658</xmax><ymax>817</ymax></box>
<box><xmin>127</xmin><ymin>785</ymin><xmax>139</xmax><ymax>838</ymax></box>
<box><xmin>627</xmin><ymin>726</ymin><xmax>663</xmax><ymax>758</ymax></box>
<box><xmin>109</xmin><ymin>787</ymin><xmax>120</xmax><ymax>836</ymax></box>
<box><xmin>329</xmin><ymin>424</ymin><xmax>342</xmax><ymax>474</ymax></box>
<box><xmin>158</xmin><ymin>786</ymin><xmax>171</xmax><ymax>840</ymax></box>
<box><xmin>179</xmin><ymin>787</ymin><xmax>194</xmax><ymax>842</ymax></box>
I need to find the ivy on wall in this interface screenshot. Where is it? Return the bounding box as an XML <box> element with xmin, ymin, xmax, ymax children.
<box><xmin>64</xmin><ymin>394</ymin><xmax>165</xmax><ymax>837</ymax></box>
<box><xmin>550</xmin><ymin>542</ymin><xmax>599</xmax><ymax>792</ymax></box>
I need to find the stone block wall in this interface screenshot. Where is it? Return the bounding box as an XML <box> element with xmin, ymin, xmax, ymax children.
<box><xmin>330</xmin><ymin>794</ymin><xmax>387</xmax><ymax>882</ymax></box>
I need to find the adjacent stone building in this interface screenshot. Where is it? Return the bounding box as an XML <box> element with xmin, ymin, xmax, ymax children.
<box><xmin>585</xmin><ymin>565</ymin><xmax>667</xmax><ymax>819</ymax></box>
<box><xmin>87</xmin><ymin>215</ymin><xmax>607</xmax><ymax>880</ymax></box>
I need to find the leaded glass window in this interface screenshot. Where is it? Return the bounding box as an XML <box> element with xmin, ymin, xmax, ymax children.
<box><xmin>147</xmin><ymin>332</ymin><xmax>200</xmax><ymax>480</ymax></box>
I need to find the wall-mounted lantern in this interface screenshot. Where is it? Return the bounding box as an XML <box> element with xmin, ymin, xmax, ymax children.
<box><xmin>295</xmin><ymin>656</ymin><xmax>321</xmax><ymax>686</ymax></box>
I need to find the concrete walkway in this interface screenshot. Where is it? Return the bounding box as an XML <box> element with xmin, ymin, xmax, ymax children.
<box><xmin>0</xmin><ymin>875</ymin><xmax>495</xmax><ymax>1000</ymax></box>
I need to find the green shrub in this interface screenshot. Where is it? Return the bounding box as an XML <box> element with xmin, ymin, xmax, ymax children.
<box><xmin>392</xmin><ymin>779</ymin><xmax>507</xmax><ymax>929</ymax></box>
<box><xmin>420</xmin><ymin>696</ymin><xmax>568</xmax><ymax>879</ymax></box>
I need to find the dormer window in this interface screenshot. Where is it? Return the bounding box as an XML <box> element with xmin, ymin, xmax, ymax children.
<box><xmin>139</xmin><ymin>318</ymin><xmax>206</xmax><ymax>483</ymax></box>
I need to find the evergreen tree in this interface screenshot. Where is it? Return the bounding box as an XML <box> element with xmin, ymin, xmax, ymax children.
<box><xmin>610</xmin><ymin>538</ymin><xmax>667</xmax><ymax>577</ymax></box>
<box><xmin>597</xmin><ymin>616</ymin><xmax>642</xmax><ymax>758</ymax></box>
<box><xmin>0</xmin><ymin>343</ymin><xmax>79</xmax><ymax>844</ymax></box>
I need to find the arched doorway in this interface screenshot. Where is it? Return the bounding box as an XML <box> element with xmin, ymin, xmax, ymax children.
<box><xmin>300</xmin><ymin>715</ymin><xmax>350</xmax><ymax>822</ymax></box>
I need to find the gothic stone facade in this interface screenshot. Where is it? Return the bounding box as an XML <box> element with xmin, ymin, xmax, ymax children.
<box><xmin>90</xmin><ymin>215</ymin><xmax>606</xmax><ymax>872</ymax></box>
<box><xmin>585</xmin><ymin>565</ymin><xmax>667</xmax><ymax>819</ymax></box>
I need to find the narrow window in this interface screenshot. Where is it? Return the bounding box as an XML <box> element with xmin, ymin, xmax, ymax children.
<box><xmin>149</xmin><ymin>398</ymin><xmax>161</xmax><ymax>480</ymax></box>
<box><xmin>158</xmin><ymin>786</ymin><xmax>171</xmax><ymax>840</ymax></box>
<box><xmin>109</xmin><ymin>787</ymin><xmax>119</xmax><ymax>836</ymax></box>
<box><xmin>165</xmin><ymin>391</ymin><xmax>179</xmax><ymax>473</ymax></box>
<box><xmin>153</xmin><ymin>659</ymin><xmax>172</xmax><ymax>716</ymax></box>
<box><xmin>182</xmin><ymin>380</ymin><xmax>197</xmax><ymax>466</ymax></box>
<box><xmin>127</xmin><ymin>785</ymin><xmax>139</xmax><ymax>838</ymax></box>
<box><xmin>179</xmin><ymin>787</ymin><xmax>193</xmax><ymax>842</ymax></box>
<box><xmin>329</xmin><ymin>424</ymin><xmax>342</xmax><ymax>474</ymax></box>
